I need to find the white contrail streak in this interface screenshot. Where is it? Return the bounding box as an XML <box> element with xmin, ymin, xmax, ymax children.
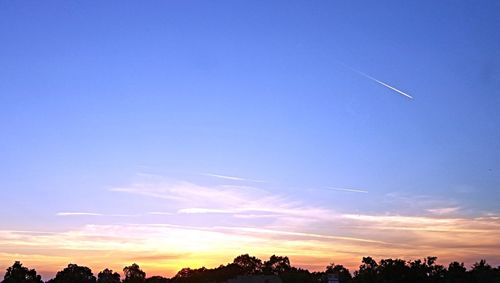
<box><xmin>56</xmin><ymin>212</ymin><xmax>141</xmax><ymax>217</ymax></box>
<box><xmin>201</xmin><ymin>173</ymin><xmax>265</xmax><ymax>183</ymax></box>
<box><xmin>202</xmin><ymin>173</ymin><xmax>246</xmax><ymax>181</ymax></box>
<box><xmin>326</xmin><ymin>187</ymin><xmax>369</xmax><ymax>193</ymax></box>
<box><xmin>56</xmin><ymin>212</ymin><xmax>103</xmax><ymax>216</ymax></box>
<box><xmin>342</xmin><ymin>63</ymin><xmax>413</xmax><ymax>99</ymax></box>
<box><xmin>359</xmin><ymin>71</ymin><xmax>414</xmax><ymax>99</ymax></box>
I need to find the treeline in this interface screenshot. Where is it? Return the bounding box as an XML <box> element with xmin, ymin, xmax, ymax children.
<box><xmin>2</xmin><ymin>255</ymin><xmax>500</xmax><ymax>283</ymax></box>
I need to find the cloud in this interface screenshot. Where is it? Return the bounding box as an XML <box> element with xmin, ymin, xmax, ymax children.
<box><xmin>126</xmin><ymin>253</ymin><xmax>189</xmax><ymax>262</ymax></box>
<box><xmin>6</xmin><ymin>176</ymin><xmax>498</xmax><ymax>279</ymax></box>
<box><xmin>178</xmin><ymin>208</ymin><xmax>236</xmax><ymax>214</ymax></box>
<box><xmin>339</xmin><ymin>213</ymin><xmax>481</xmax><ymax>231</ymax></box>
<box><xmin>2</xmin><ymin>211</ymin><xmax>499</xmax><ymax>279</ymax></box>
<box><xmin>214</xmin><ymin>226</ymin><xmax>387</xmax><ymax>244</ymax></box>
<box><xmin>56</xmin><ymin>212</ymin><xmax>103</xmax><ymax>216</ymax></box>
<box><xmin>201</xmin><ymin>173</ymin><xmax>265</xmax><ymax>183</ymax></box>
<box><xmin>427</xmin><ymin>207</ymin><xmax>461</xmax><ymax>215</ymax></box>
<box><xmin>56</xmin><ymin>212</ymin><xmax>140</xmax><ymax>217</ymax></box>
<box><xmin>148</xmin><ymin>212</ymin><xmax>174</xmax><ymax>215</ymax></box>
<box><xmin>109</xmin><ymin>179</ymin><xmax>333</xmax><ymax>224</ymax></box>
<box><xmin>382</xmin><ymin>192</ymin><xmax>460</xmax><ymax>213</ymax></box>
<box><xmin>109</xmin><ymin>187</ymin><xmax>186</xmax><ymax>201</ymax></box>
<box><xmin>325</xmin><ymin>187</ymin><xmax>369</xmax><ymax>193</ymax></box>
<box><xmin>107</xmin><ymin>177</ymin><xmax>499</xmax><ymax>262</ymax></box>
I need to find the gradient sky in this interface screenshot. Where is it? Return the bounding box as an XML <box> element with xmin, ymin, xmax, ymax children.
<box><xmin>1</xmin><ymin>0</ymin><xmax>500</xmax><ymax>280</ymax></box>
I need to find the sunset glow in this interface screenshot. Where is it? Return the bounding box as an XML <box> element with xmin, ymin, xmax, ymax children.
<box><xmin>1</xmin><ymin>1</ymin><xmax>499</xmax><ymax>281</ymax></box>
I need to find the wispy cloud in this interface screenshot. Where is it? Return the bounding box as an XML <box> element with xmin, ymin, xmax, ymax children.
<box><xmin>201</xmin><ymin>173</ymin><xmax>265</xmax><ymax>183</ymax></box>
<box><xmin>17</xmin><ymin>176</ymin><xmax>498</xmax><ymax>278</ymax></box>
<box><xmin>178</xmin><ymin>208</ymin><xmax>236</xmax><ymax>214</ymax></box>
<box><xmin>340</xmin><ymin>213</ymin><xmax>500</xmax><ymax>234</ymax></box>
<box><xmin>427</xmin><ymin>207</ymin><xmax>461</xmax><ymax>215</ymax></box>
<box><xmin>325</xmin><ymin>187</ymin><xmax>369</xmax><ymax>193</ymax></box>
<box><xmin>148</xmin><ymin>212</ymin><xmax>174</xmax><ymax>215</ymax></box>
<box><xmin>214</xmin><ymin>226</ymin><xmax>388</xmax><ymax>244</ymax></box>
<box><xmin>2</xmin><ymin>211</ymin><xmax>499</xmax><ymax>279</ymax></box>
<box><xmin>56</xmin><ymin>212</ymin><xmax>103</xmax><ymax>216</ymax></box>
<box><xmin>56</xmin><ymin>212</ymin><xmax>140</xmax><ymax>217</ymax></box>
<box><xmin>109</xmin><ymin>187</ymin><xmax>186</xmax><ymax>201</ymax></box>
<box><xmin>382</xmin><ymin>192</ymin><xmax>461</xmax><ymax>214</ymax></box>
<box><xmin>108</xmin><ymin>179</ymin><xmax>332</xmax><ymax>223</ymax></box>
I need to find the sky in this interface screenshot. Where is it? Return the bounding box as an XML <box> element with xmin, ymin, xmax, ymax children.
<box><xmin>1</xmin><ymin>0</ymin><xmax>500</xmax><ymax>280</ymax></box>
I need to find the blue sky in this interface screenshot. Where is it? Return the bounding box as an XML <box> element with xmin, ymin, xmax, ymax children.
<box><xmin>1</xmin><ymin>0</ymin><xmax>499</xmax><ymax>278</ymax></box>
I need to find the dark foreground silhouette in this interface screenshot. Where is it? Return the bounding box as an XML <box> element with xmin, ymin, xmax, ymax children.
<box><xmin>2</xmin><ymin>255</ymin><xmax>500</xmax><ymax>283</ymax></box>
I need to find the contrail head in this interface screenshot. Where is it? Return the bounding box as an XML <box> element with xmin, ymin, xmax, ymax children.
<box><xmin>358</xmin><ymin>70</ymin><xmax>414</xmax><ymax>99</ymax></box>
<box><xmin>341</xmin><ymin>63</ymin><xmax>414</xmax><ymax>99</ymax></box>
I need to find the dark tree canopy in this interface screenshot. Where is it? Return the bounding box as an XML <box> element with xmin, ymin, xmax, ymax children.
<box><xmin>470</xmin><ymin>259</ymin><xmax>496</xmax><ymax>283</ymax></box>
<box><xmin>174</xmin><ymin>267</ymin><xmax>209</xmax><ymax>280</ymax></box>
<box><xmin>354</xmin><ymin>257</ymin><xmax>378</xmax><ymax>283</ymax></box>
<box><xmin>123</xmin><ymin>264</ymin><xmax>146</xmax><ymax>283</ymax></box>
<box><xmin>377</xmin><ymin>258</ymin><xmax>409</xmax><ymax>282</ymax></box>
<box><xmin>49</xmin><ymin>264</ymin><xmax>96</xmax><ymax>283</ymax></box>
<box><xmin>280</xmin><ymin>267</ymin><xmax>316</xmax><ymax>283</ymax></box>
<box><xmin>173</xmin><ymin>264</ymin><xmax>242</xmax><ymax>283</ymax></box>
<box><xmin>97</xmin><ymin>269</ymin><xmax>120</xmax><ymax>283</ymax></box>
<box><xmin>6</xmin><ymin>256</ymin><xmax>500</xmax><ymax>283</ymax></box>
<box><xmin>1</xmin><ymin>261</ymin><xmax>43</xmax><ymax>283</ymax></box>
<box><xmin>233</xmin><ymin>254</ymin><xmax>263</xmax><ymax>275</ymax></box>
<box><xmin>263</xmin><ymin>255</ymin><xmax>291</xmax><ymax>275</ymax></box>
<box><xmin>446</xmin><ymin>261</ymin><xmax>467</xmax><ymax>283</ymax></box>
<box><xmin>325</xmin><ymin>263</ymin><xmax>352</xmax><ymax>283</ymax></box>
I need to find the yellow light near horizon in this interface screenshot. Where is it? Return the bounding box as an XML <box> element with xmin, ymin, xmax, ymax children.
<box><xmin>1</xmin><ymin>208</ymin><xmax>500</xmax><ymax>280</ymax></box>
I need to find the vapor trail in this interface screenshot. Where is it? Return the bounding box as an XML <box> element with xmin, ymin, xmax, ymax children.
<box><xmin>342</xmin><ymin>64</ymin><xmax>413</xmax><ymax>99</ymax></box>
<box><xmin>201</xmin><ymin>172</ymin><xmax>265</xmax><ymax>183</ymax></box>
<box><xmin>326</xmin><ymin>187</ymin><xmax>369</xmax><ymax>193</ymax></box>
<box><xmin>56</xmin><ymin>212</ymin><xmax>103</xmax><ymax>216</ymax></box>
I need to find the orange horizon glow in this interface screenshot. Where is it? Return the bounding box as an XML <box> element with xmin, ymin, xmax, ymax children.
<box><xmin>1</xmin><ymin>179</ymin><xmax>500</xmax><ymax>280</ymax></box>
<box><xmin>1</xmin><ymin>250</ymin><xmax>498</xmax><ymax>281</ymax></box>
<box><xmin>1</xmin><ymin>212</ymin><xmax>499</xmax><ymax>280</ymax></box>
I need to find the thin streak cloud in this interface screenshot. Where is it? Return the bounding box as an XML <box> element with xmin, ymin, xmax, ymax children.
<box><xmin>326</xmin><ymin>187</ymin><xmax>369</xmax><ymax>193</ymax></box>
<box><xmin>178</xmin><ymin>208</ymin><xmax>235</xmax><ymax>214</ymax></box>
<box><xmin>202</xmin><ymin>173</ymin><xmax>265</xmax><ymax>183</ymax></box>
<box><xmin>56</xmin><ymin>212</ymin><xmax>103</xmax><ymax>216</ymax></box>
<box><xmin>427</xmin><ymin>207</ymin><xmax>461</xmax><ymax>215</ymax></box>
<box><xmin>148</xmin><ymin>212</ymin><xmax>174</xmax><ymax>215</ymax></box>
<box><xmin>215</xmin><ymin>226</ymin><xmax>388</xmax><ymax>244</ymax></box>
<box><xmin>342</xmin><ymin>63</ymin><xmax>414</xmax><ymax>99</ymax></box>
<box><xmin>56</xmin><ymin>212</ymin><xmax>140</xmax><ymax>217</ymax></box>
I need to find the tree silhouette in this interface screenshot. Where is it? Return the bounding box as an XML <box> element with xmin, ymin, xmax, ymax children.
<box><xmin>97</xmin><ymin>269</ymin><xmax>120</xmax><ymax>283</ymax></box>
<box><xmin>233</xmin><ymin>254</ymin><xmax>263</xmax><ymax>275</ymax></box>
<box><xmin>49</xmin><ymin>264</ymin><xmax>96</xmax><ymax>283</ymax></box>
<box><xmin>470</xmin><ymin>259</ymin><xmax>496</xmax><ymax>283</ymax></box>
<box><xmin>123</xmin><ymin>264</ymin><xmax>146</xmax><ymax>283</ymax></box>
<box><xmin>173</xmin><ymin>267</ymin><xmax>207</xmax><ymax>280</ymax></box>
<box><xmin>174</xmin><ymin>264</ymin><xmax>247</xmax><ymax>283</ymax></box>
<box><xmin>1</xmin><ymin>261</ymin><xmax>43</xmax><ymax>283</ymax></box>
<box><xmin>408</xmin><ymin>259</ymin><xmax>427</xmax><ymax>283</ymax></box>
<box><xmin>263</xmin><ymin>255</ymin><xmax>291</xmax><ymax>275</ymax></box>
<box><xmin>376</xmin><ymin>258</ymin><xmax>409</xmax><ymax>283</ymax></box>
<box><xmin>425</xmin><ymin>256</ymin><xmax>445</xmax><ymax>282</ymax></box>
<box><xmin>354</xmin><ymin>257</ymin><xmax>378</xmax><ymax>283</ymax></box>
<box><xmin>5</xmin><ymin>255</ymin><xmax>500</xmax><ymax>283</ymax></box>
<box><xmin>325</xmin><ymin>263</ymin><xmax>352</xmax><ymax>283</ymax></box>
<box><xmin>446</xmin><ymin>262</ymin><xmax>467</xmax><ymax>283</ymax></box>
<box><xmin>280</xmin><ymin>267</ymin><xmax>316</xmax><ymax>283</ymax></box>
